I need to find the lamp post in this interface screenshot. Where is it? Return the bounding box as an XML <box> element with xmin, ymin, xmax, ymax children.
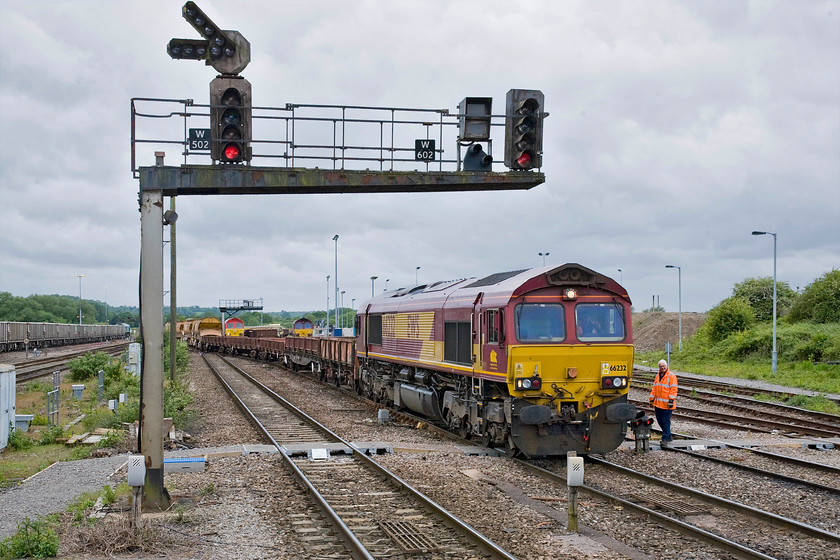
<box><xmin>341</xmin><ymin>290</ymin><xmax>346</xmax><ymax>328</ymax></box>
<box><xmin>370</xmin><ymin>276</ymin><xmax>377</xmax><ymax>297</ymax></box>
<box><xmin>333</xmin><ymin>235</ymin><xmax>339</xmax><ymax>332</ymax></box>
<box><xmin>416</xmin><ymin>266</ymin><xmax>421</xmax><ymax>285</ymax></box>
<box><xmin>384</xmin><ymin>278</ymin><xmax>390</xmax><ymax>292</ymax></box>
<box><xmin>665</xmin><ymin>265</ymin><xmax>682</xmax><ymax>351</ymax></box>
<box><xmin>76</xmin><ymin>274</ymin><xmax>85</xmax><ymax>324</ymax></box>
<box><xmin>104</xmin><ymin>286</ymin><xmax>108</xmax><ymax>323</ymax></box>
<box><xmin>325</xmin><ymin>275</ymin><xmax>330</xmax><ymax>329</ymax></box>
<box><xmin>617</xmin><ymin>269</ymin><xmax>622</xmax><ymax>284</ymax></box>
<box><xmin>752</xmin><ymin>231</ymin><xmax>778</xmax><ymax>373</ymax></box>
<box><xmin>538</xmin><ymin>252</ymin><xmax>550</xmax><ymax>266</ymax></box>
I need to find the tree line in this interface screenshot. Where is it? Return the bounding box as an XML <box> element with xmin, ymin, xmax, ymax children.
<box><xmin>0</xmin><ymin>292</ymin><xmax>357</xmax><ymax>329</ymax></box>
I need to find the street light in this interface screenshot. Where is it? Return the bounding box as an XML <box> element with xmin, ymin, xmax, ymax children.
<box><xmin>333</xmin><ymin>234</ymin><xmax>339</xmax><ymax>332</ymax></box>
<box><xmin>76</xmin><ymin>274</ymin><xmax>85</xmax><ymax>324</ymax></box>
<box><xmin>370</xmin><ymin>276</ymin><xmax>377</xmax><ymax>297</ymax></box>
<box><xmin>341</xmin><ymin>290</ymin><xmax>346</xmax><ymax>328</ymax></box>
<box><xmin>325</xmin><ymin>275</ymin><xmax>330</xmax><ymax>329</ymax></box>
<box><xmin>752</xmin><ymin>231</ymin><xmax>778</xmax><ymax>373</ymax></box>
<box><xmin>617</xmin><ymin>269</ymin><xmax>622</xmax><ymax>284</ymax></box>
<box><xmin>538</xmin><ymin>252</ymin><xmax>550</xmax><ymax>266</ymax></box>
<box><xmin>416</xmin><ymin>266</ymin><xmax>421</xmax><ymax>285</ymax></box>
<box><xmin>384</xmin><ymin>278</ymin><xmax>390</xmax><ymax>292</ymax></box>
<box><xmin>665</xmin><ymin>265</ymin><xmax>682</xmax><ymax>351</ymax></box>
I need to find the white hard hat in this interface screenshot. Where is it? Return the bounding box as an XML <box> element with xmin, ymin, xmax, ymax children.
<box><xmin>658</xmin><ymin>359</ymin><xmax>668</xmax><ymax>368</ymax></box>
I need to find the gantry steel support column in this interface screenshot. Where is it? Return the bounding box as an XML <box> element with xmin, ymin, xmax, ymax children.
<box><xmin>139</xmin><ymin>188</ymin><xmax>170</xmax><ymax>510</ymax></box>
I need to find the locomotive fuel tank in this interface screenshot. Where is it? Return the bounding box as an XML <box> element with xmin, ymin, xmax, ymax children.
<box><xmin>397</xmin><ymin>383</ymin><xmax>443</xmax><ymax>420</ymax></box>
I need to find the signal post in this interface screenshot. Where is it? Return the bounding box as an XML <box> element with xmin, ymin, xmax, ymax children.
<box><xmin>137</xmin><ymin>1</ymin><xmax>547</xmax><ymax>508</ymax></box>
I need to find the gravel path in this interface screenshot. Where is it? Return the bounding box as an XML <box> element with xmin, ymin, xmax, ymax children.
<box><xmin>0</xmin><ymin>456</ymin><xmax>127</xmax><ymax>539</ymax></box>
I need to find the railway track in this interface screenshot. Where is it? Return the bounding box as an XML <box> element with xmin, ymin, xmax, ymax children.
<box><xmin>524</xmin><ymin>456</ymin><xmax>840</xmax><ymax>560</ymax></box>
<box><xmin>202</xmin><ymin>352</ymin><xmax>518</xmax><ymax>559</ymax></box>
<box><xmin>208</xmin><ymin>351</ymin><xmax>840</xmax><ymax>559</ymax></box>
<box><xmin>659</xmin><ymin>441</ymin><xmax>840</xmax><ymax>495</ymax></box>
<box><xmin>632</xmin><ymin>370</ymin><xmax>840</xmax><ymax>406</ymax></box>
<box><xmin>678</xmin><ymin>390</ymin><xmax>840</xmax><ymax>429</ymax></box>
<box><xmin>630</xmin><ymin>398</ymin><xmax>840</xmax><ymax>439</ymax></box>
<box><xmin>14</xmin><ymin>341</ymin><xmax>130</xmax><ymax>384</ymax></box>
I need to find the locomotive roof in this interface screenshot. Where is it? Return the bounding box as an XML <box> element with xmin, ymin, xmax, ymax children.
<box><xmin>359</xmin><ymin>263</ymin><xmax>629</xmax><ymax>313</ymax></box>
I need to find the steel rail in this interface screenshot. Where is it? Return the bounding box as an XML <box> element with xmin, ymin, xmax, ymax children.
<box><xmin>204</xmin><ymin>353</ymin><xmax>519</xmax><ymax>560</ymax></box>
<box><xmin>515</xmin><ymin>460</ymin><xmax>778</xmax><ymax>560</ymax></box>
<box><xmin>671</xmin><ymin>432</ymin><xmax>840</xmax><ymax>474</ymax></box>
<box><xmin>632</xmin><ymin>379</ymin><xmax>840</xmax><ymax>430</ymax></box>
<box><xmin>201</xmin><ymin>352</ymin><xmax>374</xmax><ymax>560</ymax></box>
<box><xmin>632</xmin><ymin>399</ymin><xmax>840</xmax><ymax>439</ymax></box>
<box><xmin>662</xmin><ymin>445</ymin><xmax>840</xmax><ymax>495</ymax></box>
<box><xmin>632</xmin><ymin>371</ymin><xmax>840</xmax><ymax>406</ymax></box>
<box><xmin>682</xmin><ymin>389</ymin><xmax>840</xmax><ymax>427</ymax></box>
<box><xmin>587</xmin><ymin>456</ymin><xmax>840</xmax><ymax>543</ymax></box>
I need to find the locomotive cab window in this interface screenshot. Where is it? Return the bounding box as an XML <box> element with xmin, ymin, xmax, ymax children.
<box><xmin>575</xmin><ymin>303</ymin><xmax>626</xmax><ymax>341</ymax></box>
<box><xmin>487</xmin><ymin>309</ymin><xmax>500</xmax><ymax>344</ymax></box>
<box><xmin>367</xmin><ymin>314</ymin><xmax>383</xmax><ymax>345</ymax></box>
<box><xmin>515</xmin><ymin>303</ymin><xmax>565</xmax><ymax>342</ymax></box>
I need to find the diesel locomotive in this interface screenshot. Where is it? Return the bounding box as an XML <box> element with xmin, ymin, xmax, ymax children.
<box><xmin>354</xmin><ymin>263</ymin><xmax>636</xmax><ymax>457</ymax></box>
<box><xmin>186</xmin><ymin>263</ymin><xmax>636</xmax><ymax>457</ymax></box>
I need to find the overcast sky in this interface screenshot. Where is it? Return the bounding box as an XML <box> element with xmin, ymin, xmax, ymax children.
<box><xmin>1</xmin><ymin>0</ymin><xmax>838</xmax><ymax>316</ymax></box>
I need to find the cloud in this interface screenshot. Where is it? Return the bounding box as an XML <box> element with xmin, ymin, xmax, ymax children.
<box><xmin>1</xmin><ymin>0</ymin><xmax>837</xmax><ymax>314</ymax></box>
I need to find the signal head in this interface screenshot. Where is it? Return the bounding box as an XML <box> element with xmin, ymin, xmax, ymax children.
<box><xmin>504</xmin><ymin>89</ymin><xmax>545</xmax><ymax>170</ymax></box>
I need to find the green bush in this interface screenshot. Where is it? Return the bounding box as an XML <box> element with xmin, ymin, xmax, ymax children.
<box><xmin>30</xmin><ymin>415</ymin><xmax>49</xmax><ymax>427</ymax></box>
<box><xmin>786</xmin><ymin>394</ymin><xmax>840</xmax><ymax>414</ymax></box>
<box><xmin>37</xmin><ymin>425</ymin><xmax>64</xmax><ymax>446</ymax></box>
<box><xmin>82</xmin><ymin>407</ymin><xmax>122</xmax><ymax>432</ymax></box>
<box><xmin>164</xmin><ymin>379</ymin><xmax>198</xmax><ymax>430</ymax></box>
<box><xmin>789</xmin><ymin>269</ymin><xmax>840</xmax><ymax>323</ymax></box>
<box><xmin>732</xmin><ymin>276</ymin><xmax>796</xmax><ymax>321</ymax></box>
<box><xmin>0</xmin><ymin>517</ymin><xmax>58</xmax><ymax>559</ymax></box>
<box><xmin>6</xmin><ymin>426</ymin><xmax>34</xmax><ymax>451</ymax></box>
<box><xmin>163</xmin><ymin>338</ymin><xmax>190</xmax><ymax>378</ymax></box>
<box><xmin>67</xmin><ymin>494</ymin><xmax>97</xmax><ymax>525</ymax></box>
<box><xmin>66</xmin><ymin>352</ymin><xmax>112</xmax><ymax>382</ymax></box>
<box><xmin>704</xmin><ymin>297</ymin><xmax>755</xmax><ymax>342</ymax></box>
<box><xmin>25</xmin><ymin>381</ymin><xmax>52</xmax><ymax>394</ymax></box>
<box><xmin>97</xmin><ymin>430</ymin><xmax>124</xmax><ymax>449</ymax></box>
<box><xmin>101</xmin><ymin>485</ymin><xmax>116</xmax><ymax>506</ymax></box>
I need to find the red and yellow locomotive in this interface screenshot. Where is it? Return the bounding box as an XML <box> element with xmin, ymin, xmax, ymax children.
<box><xmin>354</xmin><ymin>263</ymin><xmax>636</xmax><ymax>457</ymax></box>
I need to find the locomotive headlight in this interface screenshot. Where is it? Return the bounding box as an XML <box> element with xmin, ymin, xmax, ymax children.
<box><xmin>602</xmin><ymin>376</ymin><xmax>628</xmax><ymax>389</ymax></box>
<box><xmin>516</xmin><ymin>377</ymin><xmax>542</xmax><ymax>390</ymax></box>
<box><xmin>564</xmin><ymin>288</ymin><xmax>578</xmax><ymax>300</ymax></box>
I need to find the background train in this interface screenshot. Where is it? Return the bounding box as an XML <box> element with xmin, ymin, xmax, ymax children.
<box><xmin>181</xmin><ymin>263</ymin><xmax>635</xmax><ymax>457</ymax></box>
<box><xmin>0</xmin><ymin>321</ymin><xmax>130</xmax><ymax>353</ymax></box>
<box><xmin>224</xmin><ymin>317</ymin><xmax>245</xmax><ymax>337</ymax></box>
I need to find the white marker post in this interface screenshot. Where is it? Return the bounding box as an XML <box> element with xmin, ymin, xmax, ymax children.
<box><xmin>567</xmin><ymin>451</ymin><xmax>584</xmax><ymax>533</ymax></box>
